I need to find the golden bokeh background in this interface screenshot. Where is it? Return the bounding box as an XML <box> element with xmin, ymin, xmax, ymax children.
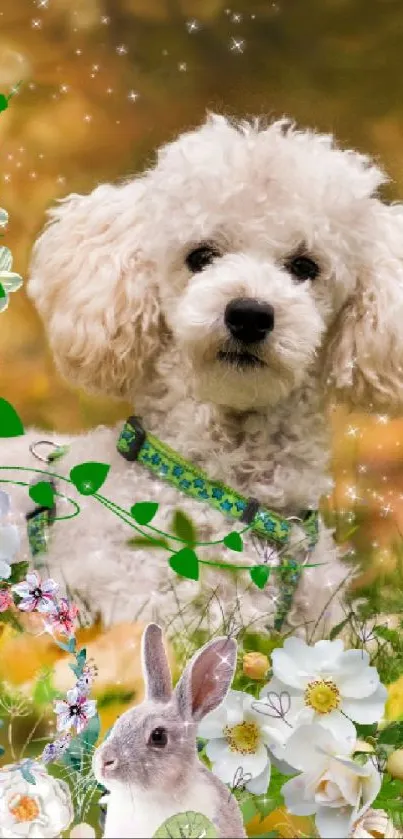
<box><xmin>1</xmin><ymin>0</ymin><xmax>403</xmax><ymax>590</ymax></box>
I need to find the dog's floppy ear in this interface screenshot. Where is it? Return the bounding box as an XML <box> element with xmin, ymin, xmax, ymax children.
<box><xmin>324</xmin><ymin>202</ymin><xmax>403</xmax><ymax>413</ymax></box>
<box><xmin>28</xmin><ymin>179</ymin><xmax>163</xmax><ymax>400</ymax></box>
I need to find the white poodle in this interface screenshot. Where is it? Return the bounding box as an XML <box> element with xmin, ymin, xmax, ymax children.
<box><xmin>2</xmin><ymin>114</ymin><xmax>403</xmax><ymax>638</ymax></box>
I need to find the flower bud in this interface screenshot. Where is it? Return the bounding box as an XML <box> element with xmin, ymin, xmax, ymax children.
<box><xmin>242</xmin><ymin>651</ymin><xmax>269</xmax><ymax>680</ymax></box>
<box><xmin>387</xmin><ymin>748</ymin><xmax>403</xmax><ymax>781</ymax></box>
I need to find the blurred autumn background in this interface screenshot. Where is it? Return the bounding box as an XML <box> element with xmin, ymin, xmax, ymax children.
<box><xmin>1</xmin><ymin>1</ymin><xmax>403</xmax><ymax>827</ymax></box>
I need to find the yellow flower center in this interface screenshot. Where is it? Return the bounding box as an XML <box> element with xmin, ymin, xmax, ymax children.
<box><xmin>224</xmin><ymin>721</ymin><xmax>260</xmax><ymax>754</ymax></box>
<box><xmin>9</xmin><ymin>795</ymin><xmax>40</xmax><ymax>823</ymax></box>
<box><xmin>304</xmin><ymin>679</ymin><xmax>341</xmax><ymax>714</ymax></box>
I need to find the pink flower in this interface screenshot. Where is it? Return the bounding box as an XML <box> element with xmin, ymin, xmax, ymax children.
<box><xmin>12</xmin><ymin>570</ymin><xmax>58</xmax><ymax>613</ymax></box>
<box><xmin>0</xmin><ymin>588</ymin><xmax>12</xmax><ymax>612</ymax></box>
<box><xmin>46</xmin><ymin>598</ymin><xmax>79</xmax><ymax>637</ymax></box>
<box><xmin>54</xmin><ymin>687</ymin><xmax>97</xmax><ymax>735</ymax></box>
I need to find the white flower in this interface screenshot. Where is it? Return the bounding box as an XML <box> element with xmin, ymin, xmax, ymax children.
<box><xmin>198</xmin><ymin>689</ymin><xmax>291</xmax><ymax>794</ymax></box>
<box><xmin>0</xmin><ymin>761</ymin><xmax>73</xmax><ymax>838</ymax></box>
<box><xmin>350</xmin><ymin>808</ymin><xmax>401</xmax><ymax>838</ymax></box>
<box><xmin>259</xmin><ymin>638</ymin><xmax>386</xmax><ymax>728</ymax></box>
<box><xmin>280</xmin><ymin>715</ymin><xmax>381</xmax><ymax>839</ymax></box>
<box><xmin>0</xmin><ymin>246</ymin><xmax>23</xmax><ymax>314</ymax></box>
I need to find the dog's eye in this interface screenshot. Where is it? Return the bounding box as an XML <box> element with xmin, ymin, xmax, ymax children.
<box><xmin>186</xmin><ymin>245</ymin><xmax>220</xmax><ymax>273</ymax></box>
<box><xmin>149</xmin><ymin>727</ymin><xmax>168</xmax><ymax>747</ymax></box>
<box><xmin>286</xmin><ymin>255</ymin><xmax>320</xmax><ymax>282</ymax></box>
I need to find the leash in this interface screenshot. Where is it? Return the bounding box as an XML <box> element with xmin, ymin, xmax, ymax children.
<box><xmin>26</xmin><ymin>417</ymin><xmax>320</xmax><ymax>630</ymax></box>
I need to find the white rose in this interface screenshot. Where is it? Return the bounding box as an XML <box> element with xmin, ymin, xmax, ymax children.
<box><xmin>280</xmin><ymin>716</ymin><xmax>381</xmax><ymax>839</ymax></box>
<box><xmin>0</xmin><ymin>762</ymin><xmax>73</xmax><ymax>838</ymax></box>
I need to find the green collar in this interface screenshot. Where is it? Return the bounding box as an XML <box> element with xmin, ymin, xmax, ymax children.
<box><xmin>116</xmin><ymin>416</ymin><xmax>319</xmax><ymax>550</ymax></box>
<box><xmin>25</xmin><ymin>417</ymin><xmax>320</xmax><ymax>633</ymax></box>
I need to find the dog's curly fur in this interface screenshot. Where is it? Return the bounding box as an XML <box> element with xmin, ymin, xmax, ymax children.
<box><xmin>3</xmin><ymin>114</ymin><xmax>403</xmax><ymax>636</ymax></box>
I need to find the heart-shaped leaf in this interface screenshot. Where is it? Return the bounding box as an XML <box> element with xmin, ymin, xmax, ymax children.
<box><xmin>250</xmin><ymin>566</ymin><xmax>271</xmax><ymax>590</ymax></box>
<box><xmin>223</xmin><ymin>531</ymin><xmax>243</xmax><ymax>552</ymax></box>
<box><xmin>0</xmin><ymin>94</ymin><xmax>9</xmax><ymax>113</ymax></box>
<box><xmin>131</xmin><ymin>501</ymin><xmax>159</xmax><ymax>525</ymax></box>
<box><xmin>169</xmin><ymin>548</ymin><xmax>199</xmax><ymax>581</ymax></box>
<box><xmin>70</xmin><ymin>462</ymin><xmax>110</xmax><ymax>495</ymax></box>
<box><xmin>29</xmin><ymin>481</ymin><xmax>55</xmax><ymax>509</ymax></box>
<box><xmin>0</xmin><ymin>398</ymin><xmax>24</xmax><ymax>437</ymax></box>
<box><xmin>153</xmin><ymin>812</ymin><xmax>218</xmax><ymax>838</ymax></box>
<box><xmin>171</xmin><ymin>510</ymin><xmax>197</xmax><ymax>544</ymax></box>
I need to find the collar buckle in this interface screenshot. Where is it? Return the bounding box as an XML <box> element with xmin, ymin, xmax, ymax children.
<box><xmin>117</xmin><ymin>416</ymin><xmax>147</xmax><ymax>462</ymax></box>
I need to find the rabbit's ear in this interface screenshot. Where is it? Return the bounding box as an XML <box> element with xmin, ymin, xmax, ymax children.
<box><xmin>175</xmin><ymin>636</ymin><xmax>237</xmax><ymax>722</ymax></box>
<box><xmin>142</xmin><ymin>624</ymin><xmax>172</xmax><ymax>703</ymax></box>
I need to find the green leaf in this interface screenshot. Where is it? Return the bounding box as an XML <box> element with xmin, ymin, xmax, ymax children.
<box><xmin>250</xmin><ymin>566</ymin><xmax>271</xmax><ymax>589</ymax></box>
<box><xmin>153</xmin><ymin>812</ymin><xmax>218</xmax><ymax>838</ymax></box>
<box><xmin>378</xmin><ymin>721</ymin><xmax>403</xmax><ymax>747</ymax></box>
<box><xmin>8</xmin><ymin>561</ymin><xmax>29</xmax><ymax>584</ymax></box>
<box><xmin>70</xmin><ymin>461</ymin><xmax>110</xmax><ymax>495</ymax></box>
<box><xmin>130</xmin><ymin>502</ymin><xmax>159</xmax><ymax>525</ymax></box>
<box><xmin>0</xmin><ymin>609</ymin><xmax>23</xmax><ymax>632</ymax></box>
<box><xmin>171</xmin><ymin>510</ymin><xmax>197</xmax><ymax>545</ymax></box>
<box><xmin>223</xmin><ymin>531</ymin><xmax>243</xmax><ymax>552</ymax></box>
<box><xmin>0</xmin><ymin>398</ymin><xmax>24</xmax><ymax>437</ymax></box>
<box><xmin>29</xmin><ymin>481</ymin><xmax>55</xmax><ymax>509</ymax></box>
<box><xmin>20</xmin><ymin>763</ymin><xmax>36</xmax><ymax>785</ymax></box>
<box><xmin>373</xmin><ymin>625</ymin><xmax>401</xmax><ymax>648</ymax></box>
<box><xmin>70</xmin><ymin>648</ymin><xmax>87</xmax><ymax>678</ymax></box>
<box><xmin>33</xmin><ymin>669</ymin><xmax>60</xmax><ymax>706</ymax></box>
<box><xmin>0</xmin><ymin>94</ymin><xmax>9</xmax><ymax>112</ymax></box>
<box><xmin>81</xmin><ymin>712</ymin><xmax>100</xmax><ymax>753</ymax></box>
<box><xmin>0</xmin><ymin>283</ymin><xmax>5</xmax><ymax>299</ymax></box>
<box><xmin>329</xmin><ymin>615</ymin><xmax>352</xmax><ymax>640</ymax></box>
<box><xmin>127</xmin><ymin>536</ymin><xmax>169</xmax><ymax>550</ymax></box>
<box><xmin>169</xmin><ymin>548</ymin><xmax>199</xmax><ymax>581</ymax></box>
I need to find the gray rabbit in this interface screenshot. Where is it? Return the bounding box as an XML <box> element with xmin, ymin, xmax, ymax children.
<box><xmin>93</xmin><ymin>624</ymin><xmax>246</xmax><ymax>838</ymax></box>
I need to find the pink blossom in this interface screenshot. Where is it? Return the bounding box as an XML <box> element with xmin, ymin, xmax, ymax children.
<box><xmin>46</xmin><ymin>597</ymin><xmax>79</xmax><ymax>637</ymax></box>
<box><xmin>0</xmin><ymin>588</ymin><xmax>12</xmax><ymax>612</ymax></box>
<box><xmin>12</xmin><ymin>570</ymin><xmax>58</xmax><ymax>613</ymax></box>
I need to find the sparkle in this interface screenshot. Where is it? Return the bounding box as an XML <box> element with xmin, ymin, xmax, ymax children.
<box><xmin>91</xmin><ymin>64</ymin><xmax>100</xmax><ymax>72</ymax></box>
<box><xmin>128</xmin><ymin>90</ymin><xmax>139</xmax><ymax>102</ymax></box>
<box><xmin>116</xmin><ymin>44</ymin><xmax>128</xmax><ymax>55</ymax></box>
<box><xmin>358</xmin><ymin>464</ymin><xmax>368</xmax><ymax>473</ymax></box>
<box><xmin>186</xmin><ymin>19</ymin><xmax>199</xmax><ymax>32</ymax></box>
<box><xmin>178</xmin><ymin>62</ymin><xmax>187</xmax><ymax>71</ymax></box>
<box><xmin>230</xmin><ymin>37</ymin><xmax>245</xmax><ymax>52</ymax></box>
<box><xmin>106</xmin><ymin>87</ymin><xmax>114</xmax><ymax>94</ymax></box>
<box><xmin>56</xmin><ymin>175</ymin><xmax>66</xmax><ymax>184</ymax></box>
<box><xmin>345</xmin><ymin>486</ymin><xmax>360</xmax><ymax>502</ymax></box>
<box><xmin>29</xmin><ymin>172</ymin><xmax>37</xmax><ymax>179</ymax></box>
<box><xmin>31</xmin><ymin>18</ymin><xmax>42</xmax><ymax>28</ymax></box>
<box><xmin>347</xmin><ymin>425</ymin><xmax>360</xmax><ymax>438</ymax></box>
<box><xmin>376</xmin><ymin>414</ymin><xmax>389</xmax><ymax>424</ymax></box>
<box><xmin>101</xmin><ymin>15</ymin><xmax>110</xmax><ymax>24</ymax></box>
<box><xmin>380</xmin><ymin>504</ymin><xmax>393</xmax><ymax>517</ymax></box>
<box><xmin>36</xmin><ymin>0</ymin><xmax>49</xmax><ymax>7</ymax></box>
<box><xmin>75</xmin><ymin>49</ymin><xmax>82</xmax><ymax>56</ymax></box>
<box><xmin>3</xmin><ymin>174</ymin><xmax>11</xmax><ymax>182</ymax></box>
<box><xmin>231</xmin><ymin>12</ymin><xmax>242</xmax><ymax>22</ymax></box>
<box><xmin>83</xmin><ymin>114</ymin><xmax>92</xmax><ymax>123</ymax></box>
<box><xmin>59</xmin><ymin>84</ymin><xmax>69</xmax><ymax>93</ymax></box>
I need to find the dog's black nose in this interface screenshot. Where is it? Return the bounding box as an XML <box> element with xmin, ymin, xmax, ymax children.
<box><xmin>224</xmin><ymin>298</ymin><xmax>275</xmax><ymax>344</ymax></box>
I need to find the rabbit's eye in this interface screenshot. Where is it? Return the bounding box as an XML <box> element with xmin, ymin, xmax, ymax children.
<box><xmin>149</xmin><ymin>727</ymin><xmax>168</xmax><ymax>747</ymax></box>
